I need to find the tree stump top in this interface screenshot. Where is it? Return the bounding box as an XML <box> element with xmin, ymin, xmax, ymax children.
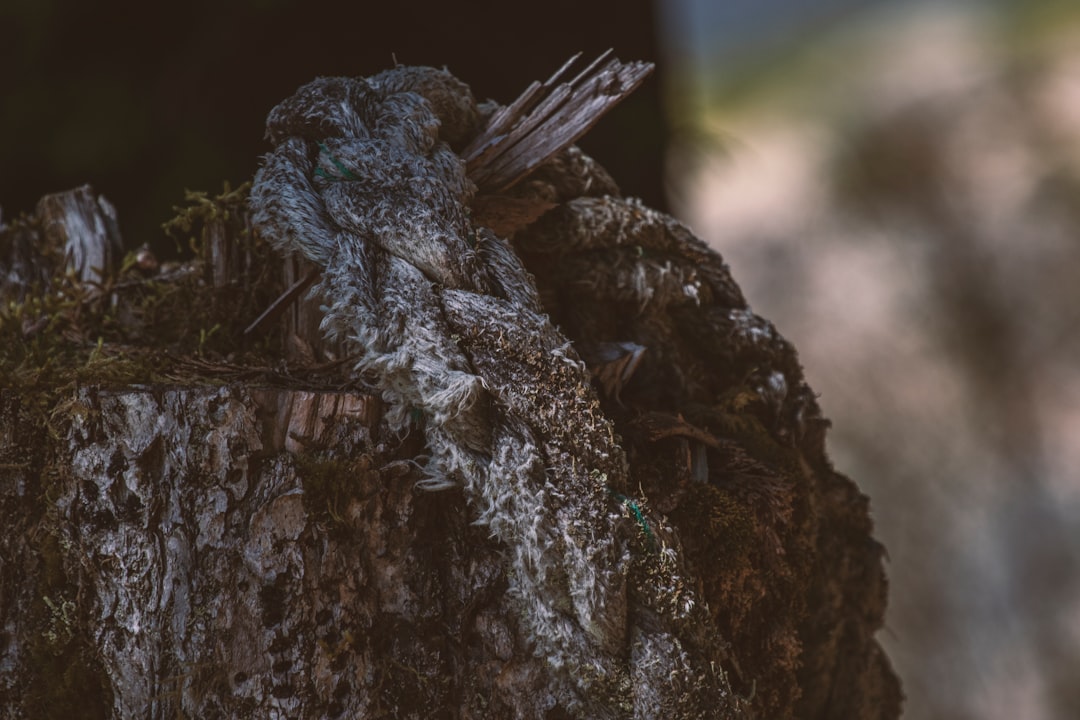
<box><xmin>0</xmin><ymin>58</ymin><xmax>900</xmax><ymax>719</ymax></box>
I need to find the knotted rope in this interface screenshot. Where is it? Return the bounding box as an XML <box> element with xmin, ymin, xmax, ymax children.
<box><xmin>250</xmin><ymin>66</ymin><xmax>735</xmax><ymax>717</ymax></box>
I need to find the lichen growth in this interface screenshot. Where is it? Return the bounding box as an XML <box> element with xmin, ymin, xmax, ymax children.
<box><xmin>0</xmin><ymin>183</ymin><xmax>294</xmax><ymax>717</ymax></box>
<box><xmin>22</xmin><ymin>523</ymin><xmax>113</xmax><ymax>718</ymax></box>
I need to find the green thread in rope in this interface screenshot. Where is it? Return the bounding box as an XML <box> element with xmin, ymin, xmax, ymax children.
<box><xmin>609</xmin><ymin>489</ymin><xmax>654</xmax><ymax>545</ymax></box>
<box><xmin>317</xmin><ymin>143</ymin><xmax>359</xmax><ymax>181</ymax></box>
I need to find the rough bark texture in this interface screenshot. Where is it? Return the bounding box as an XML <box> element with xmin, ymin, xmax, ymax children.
<box><xmin>0</xmin><ymin>63</ymin><xmax>901</xmax><ymax>719</ymax></box>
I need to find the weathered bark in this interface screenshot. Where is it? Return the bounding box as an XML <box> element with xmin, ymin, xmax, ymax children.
<box><xmin>3</xmin><ymin>383</ymin><xmax>513</xmax><ymax>719</ymax></box>
<box><xmin>0</xmin><ymin>61</ymin><xmax>901</xmax><ymax>719</ymax></box>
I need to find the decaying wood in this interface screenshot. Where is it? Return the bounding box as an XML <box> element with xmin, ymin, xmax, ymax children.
<box><xmin>36</xmin><ymin>185</ymin><xmax>124</xmax><ymax>287</ymax></box>
<box><xmin>0</xmin><ymin>185</ymin><xmax>122</xmax><ymax>303</ymax></box>
<box><xmin>1</xmin><ymin>385</ymin><xmax>464</xmax><ymax>719</ymax></box>
<box><xmin>0</xmin><ymin>56</ymin><xmax>901</xmax><ymax>720</ymax></box>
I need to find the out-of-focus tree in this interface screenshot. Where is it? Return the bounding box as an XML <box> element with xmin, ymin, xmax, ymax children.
<box><xmin>671</xmin><ymin>2</ymin><xmax>1080</xmax><ymax>718</ymax></box>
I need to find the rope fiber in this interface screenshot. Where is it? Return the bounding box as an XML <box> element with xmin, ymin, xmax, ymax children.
<box><xmin>249</xmin><ymin>66</ymin><xmax>769</xmax><ymax>718</ymax></box>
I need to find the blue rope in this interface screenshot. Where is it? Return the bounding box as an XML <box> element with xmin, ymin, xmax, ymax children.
<box><xmin>316</xmin><ymin>143</ymin><xmax>359</xmax><ymax>180</ymax></box>
<box><xmin>610</xmin><ymin>490</ymin><xmax>655</xmax><ymax>546</ymax></box>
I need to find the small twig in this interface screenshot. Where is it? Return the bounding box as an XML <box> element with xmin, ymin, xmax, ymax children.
<box><xmin>243</xmin><ymin>266</ymin><xmax>321</xmax><ymax>336</ymax></box>
<box><xmin>631</xmin><ymin>411</ymin><xmax>733</xmax><ymax>450</ymax></box>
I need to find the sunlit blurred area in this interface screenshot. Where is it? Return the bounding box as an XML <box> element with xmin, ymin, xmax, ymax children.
<box><xmin>658</xmin><ymin>0</ymin><xmax>1080</xmax><ymax>717</ymax></box>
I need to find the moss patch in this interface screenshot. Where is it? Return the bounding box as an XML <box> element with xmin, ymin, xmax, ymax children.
<box><xmin>22</xmin><ymin>517</ymin><xmax>113</xmax><ymax>718</ymax></box>
<box><xmin>1</xmin><ymin>182</ymin><xmax>287</xmax><ymax>395</ymax></box>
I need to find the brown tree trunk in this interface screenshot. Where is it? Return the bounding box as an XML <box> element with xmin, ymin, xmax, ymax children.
<box><xmin>0</xmin><ymin>65</ymin><xmax>902</xmax><ymax>718</ymax></box>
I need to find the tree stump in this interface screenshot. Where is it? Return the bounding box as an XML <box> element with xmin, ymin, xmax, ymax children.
<box><xmin>0</xmin><ymin>60</ymin><xmax>901</xmax><ymax>719</ymax></box>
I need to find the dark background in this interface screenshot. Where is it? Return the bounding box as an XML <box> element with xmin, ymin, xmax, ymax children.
<box><xmin>0</xmin><ymin>0</ymin><xmax>668</xmax><ymax>254</ymax></box>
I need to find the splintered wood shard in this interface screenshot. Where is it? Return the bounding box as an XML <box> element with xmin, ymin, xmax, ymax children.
<box><xmin>463</xmin><ymin>50</ymin><xmax>654</xmax><ymax>192</ymax></box>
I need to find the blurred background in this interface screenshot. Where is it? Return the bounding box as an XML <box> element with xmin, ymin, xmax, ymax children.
<box><xmin>4</xmin><ymin>0</ymin><xmax>1080</xmax><ymax>717</ymax></box>
<box><xmin>662</xmin><ymin>1</ymin><xmax>1080</xmax><ymax>718</ymax></box>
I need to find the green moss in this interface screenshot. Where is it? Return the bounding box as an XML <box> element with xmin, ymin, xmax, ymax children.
<box><xmin>1</xmin><ymin>182</ymin><xmax>286</xmax><ymax>402</ymax></box>
<box><xmin>671</xmin><ymin>483</ymin><xmax>756</xmax><ymax>562</ymax></box>
<box><xmin>0</xmin><ymin>182</ymin><xmax>291</xmax><ymax>718</ymax></box>
<box><xmin>23</xmin><ymin>528</ymin><xmax>113</xmax><ymax>719</ymax></box>
<box><xmin>0</xmin><ymin>390</ymin><xmax>110</xmax><ymax>717</ymax></box>
<box><xmin>162</xmin><ymin>181</ymin><xmax>253</xmax><ymax>255</ymax></box>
